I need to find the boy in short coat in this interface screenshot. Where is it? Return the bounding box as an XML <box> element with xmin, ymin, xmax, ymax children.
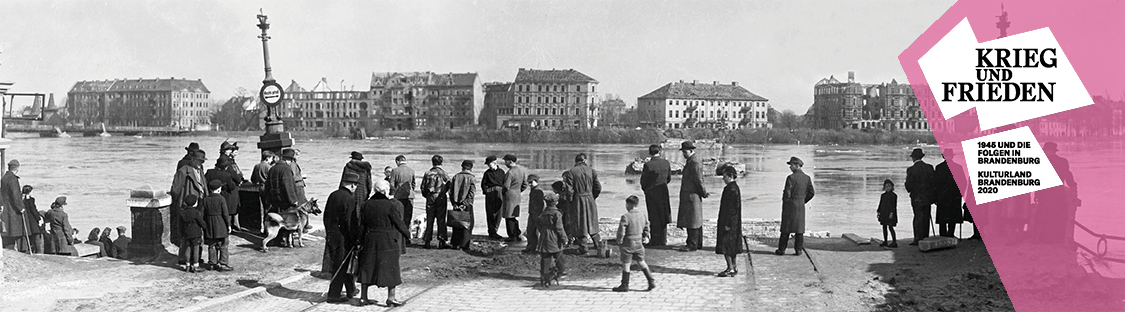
<box><xmin>613</xmin><ymin>195</ymin><xmax>656</xmax><ymax>292</ymax></box>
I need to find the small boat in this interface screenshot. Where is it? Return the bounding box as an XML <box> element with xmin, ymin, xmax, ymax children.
<box><xmin>625</xmin><ymin>157</ymin><xmax>684</xmax><ymax>175</ymax></box>
<box><xmin>98</xmin><ymin>123</ymin><xmax>111</xmax><ymax>137</ymax></box>
<box><xmin>54</xmin><ymin>127</ymin><xmax>71</xmax><ymax>138</ymax></box>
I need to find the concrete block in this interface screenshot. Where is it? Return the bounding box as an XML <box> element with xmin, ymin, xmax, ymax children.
<box><xmin>842</xmin><ymin>233</ymin><xmax>870</xmax><ymax>245</ymax></box>
<box><xmin>918</xmin><ymin>236</ymin><xmax>958</xmax><ymax>252</ymax></box>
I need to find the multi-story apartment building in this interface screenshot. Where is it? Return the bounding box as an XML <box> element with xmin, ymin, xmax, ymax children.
<box><xmin>481</xmin><ymin>82</ymin><xmax>513</xmax><ymax>130</ymax></box>
<box><xmin>495</xmin><ymin>68</ymin><xmax>599</xmax><ymax>129</ymax></box>
<box><xmin>66</xmin><ymin>78</ymin><xmax>211</xmax><ymax>130</ymax></box>
<box><xmin>636</xmin><ymin>80</ymin><xmax>769</xmax><ymax>129</ymax></box>
<box><xmin>368</xmin><ymin>72</ymin><xmax>482</xmax><ymax>131</ymax></box>
<box><xmin>281</xmin><ymin>78</ymin><xmax>370</xmax><ymax>131</ymax></box>
<box><xmin>806</xmin><ymin>72</ymin><xmax>930</xmax><ymax>131</ymax></box>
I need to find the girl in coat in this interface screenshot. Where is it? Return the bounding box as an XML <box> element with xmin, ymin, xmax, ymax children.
<box><xmin>179</xmin><ymin>194</ymin><xmax>207</xmax><ymax>272</ymax></box>
<box><xmin>877</xmin><ymin>179</ymin><xmax>899</xmax><ymax>248</ymax></box>
<box><xmin>716</xmin><ymin>166</ymin><xmax>744</xmax><ymax>277</ymax></box>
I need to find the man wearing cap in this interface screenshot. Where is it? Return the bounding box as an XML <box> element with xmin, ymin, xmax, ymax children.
<box><xmin>113</xmin><ymin>226</ymin><xmax>131</xmax><ymax>259</ymax></box>
<box><xmin>206</xmin><ymin>157</ymin><xmax>242</xmax><ymax>232</ymax></box>
<box><xmin>448</xmin><ymin>160</ymin><xmax>477</xmax><ymax>250</ymax></box>
<box><xmin>1</xmin><ymin>159</ymin><xmax>28</xmax><ymax>251</ymax></box>
<box><xmin>324</xmin><ymin>172</ymin><xmax>361</xmax><ymax>302</ymax></box>
<box><xmin>905</xmin><ymin>148</ymin><xmax>935</xmax><ymax>246</ymax></box>
<box><xmin>218</xmin><ymin>141</ymin><xmax>245</xmax><ymax>231</ymax></box>
<box><xmin>43</xmin><ymin>197</ymin><xmax>74</xmax><ymax>255</ymax></box>
<box><xmin>253</xmin><ymin>150</ymin><xmax>277</xmax><ymax>225</ymax></box>
<box><xmin>640</xmin><ymin>144</ymin><xmax>672</xmax><ymax>247</ymax></box>
<box><xmin>341</xmin><ymin>151</ymin><xmax>373</xmax><ymax>208</ymax></box>
<box><xmin>932</xmin><ymin>148</ymin><xmax>964</xmax><ymax>238</ymax></box>
<box><xmin>387</xmin><ymin>155</ymin><xmax>416</xmax><ymax>246</ymax></box>
<box><xmin>1035</xmin><ymin>142</ymin><xmax>1079</xmax><ymax>244</ymax></box>
<box><xmin>267</xmin><ymin>149</ymin><xmax>303</xmax><ymax>213</ymax></box>
<box><xmin>563</xmin><ymin>153</ymin><xmax>602</xmax><ymax>254</ymax></box>
<box><xmin>481</xmin><ymin>156</ymin><xmax>506</xmax><ymax>240</ymax></box>
<box><xmin>502</xmin><ymin>154</ymin><xmax>528</xmax><ymax>242</ymax></box>
<box><xmin>677</xmin><ymin>142</ymin><xmax>708</xmax><ymax>251</ymax></box>
<box><xmin>172</xmin><ymin>150</ymin><xmax>207</xmax><ymax>255</ymax></box>
<box><xmin>778</xmin><ymin>156</ymin><xmax>815</xmax><ymax>255</ymax></box>
<box><xmin>421</xmin><ymin>155</ymin><xmax>452</xmax><ymax>249</ymax></box>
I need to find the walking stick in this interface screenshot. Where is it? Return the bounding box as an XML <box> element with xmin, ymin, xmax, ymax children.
<box><xmin>330</xmin><ymin>246</ymin><xmax>359</xmax><ymax>282</ymax></box>
<box><xmin>20</xmin><ymin>214</ymin><xmax>33</xmax><ymax>254</ymax></box>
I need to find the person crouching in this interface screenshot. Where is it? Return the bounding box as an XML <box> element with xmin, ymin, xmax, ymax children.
<box><xmin>613</xmin><ymin>195</ymin><xmax>656</xmax><ymax>292</ymax></box>
<box><xmin>536</xmin><ymin>193</ymin><xmax>567</xmax><ymax>287</ymax></box>
<box><xmin>203</xmin><ymin>180</ymin><xmax>233</xmax><ymax>271</ymax></box>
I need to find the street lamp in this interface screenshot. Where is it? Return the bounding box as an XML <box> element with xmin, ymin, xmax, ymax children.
<box><xmin>254</xmin><ymin>9</ymin><xmax>293</xmax><ymax>153</ymax></box>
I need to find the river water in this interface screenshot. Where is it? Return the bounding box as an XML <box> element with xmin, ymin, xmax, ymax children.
<box><xmin>6</xmin><ymin>133</ymin><xmax>1122</xmax><ymax>243</ymax></box>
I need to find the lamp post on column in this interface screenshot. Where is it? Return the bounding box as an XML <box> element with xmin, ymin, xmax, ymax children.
<box><xmin>248</xmin><ymin>9</ymin><xmax>294</xmax><ymax>235</ymax></box>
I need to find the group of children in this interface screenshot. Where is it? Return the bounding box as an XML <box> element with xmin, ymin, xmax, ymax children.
<box><xmin>178</xmin><ymin>179</ymin><xmax>233</xmax><ymax>273</ymax></box>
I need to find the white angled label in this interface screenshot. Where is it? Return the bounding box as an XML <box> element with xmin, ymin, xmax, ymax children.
<box><xmin>961</xmin><ymin>126</ymin><xmax>1062</xmax><ymax>204</ymax></box>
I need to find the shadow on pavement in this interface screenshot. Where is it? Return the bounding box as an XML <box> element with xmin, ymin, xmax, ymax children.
<box><xmin>476</xmin><ymin>271</ymin><xmax>539</xmax><ymax>282</ymax></box>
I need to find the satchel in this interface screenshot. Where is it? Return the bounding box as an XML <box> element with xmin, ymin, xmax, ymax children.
<box><xmin>345</xmin><ymin>250</ymin><xmax>358</xmax><ymax>275</ymax></box>
<box><xmin>447</xmin><ymin>208</ymin><xmax>472</xmax><ymax>230</ymax></box>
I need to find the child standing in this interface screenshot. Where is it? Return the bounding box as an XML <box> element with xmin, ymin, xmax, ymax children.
<box><xmin>716</xmin><ymin>166</ymin><xmax>744</xmax><ymax>277</ymax></box>
<box><xmin>536</xmin><ymin>193</ymin><xmax>567</xmax><ymax>287</ymax></box>
<box><xmin>613</xmin><ymin>195</ymin><xmax>656</xmax><ymax>292</ymax></box>
<box><xmin>202</xmin><ymin>180</ymin><xmax>232</xmax><ymax>271</ymax></box>
<box><xmin>179</xmin><ymin>194</ymin><xmax>206</xmax><ymax>272</ymax></box>
<box><xmin>878</xmin><ymin>179</ymin><xmax>899</xmax><ymax>248</ymax></box>
<box><xmin>522</xmin><ymin>175</ymin><xmax>543</xmax><ymax>254</ymax></box>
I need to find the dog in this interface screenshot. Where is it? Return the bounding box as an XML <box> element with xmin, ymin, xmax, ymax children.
<box><xmin>409</xmin><ymin>214</ymin><xmax>425</xmax><ymax>239</ymax></box>
<box><xmin>262</xmin><ymin>198</ymin><xmax>321</xmax><ymax>252</ymax></box>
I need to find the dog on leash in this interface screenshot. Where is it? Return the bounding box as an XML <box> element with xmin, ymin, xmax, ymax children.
<box><xmin>262</xmin><ymin>198</ymin><xmax>321</xmax><ymax>252</ymax></box>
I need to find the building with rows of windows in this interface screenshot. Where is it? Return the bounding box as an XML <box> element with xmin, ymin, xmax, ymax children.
<box><xmin>491</xmin><ymin>68</ymin><xmax>599</xmax><ymax>129</ymax></box>
<box><xmin>66</xmin><ymin>78</ymin><xmax>211</xmax><ymax>130</ymax></box>
<box><xmin>805</xmin><ymin>71</ymin><xmax>930</xmax><ymax>131</ymax></box>
<box><xmin>368</xmin><ymin>72</ymin><xmax>483</xmax><ymax>131</ymax></box>
<box><xmin>636</xmin><ymin>80</ymin><xmax>770</xmax><ymax>129</ymax></box>
<box><xmin>280</xmin><ymin>78</ymin><xmax>369</xmax><ymax>131</ymax></box>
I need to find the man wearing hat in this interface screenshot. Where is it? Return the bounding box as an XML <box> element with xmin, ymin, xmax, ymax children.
<box><xmin>202</xmin><ymin>179</ymin><xmax>233</xmax><ymax>271</ymax></box>
<box><xmin>267</xmin><ymin>149</ymin><xmax>303</xmax><ymax>214</ymax></box>
<box><xmin>341</xmin><ymin>151</ymin><xmax>373</xmax><ymax>209</ymax></box>
<box><xmin>324</xmin><ymin>172</ymin><xmax>361</xmax><ymax>302</ymax></box>
<box><xmin>777</xmin><ymin>156</ymin><xmax>815</xmax><ymax>255</ymax></box>
<box><xmin>205</xmin><ymin>157</ymin><xmax>243</xmax><ymax>232</ymax></box>
<box><xmin>640</xmin><ymin>144</ymin><xmax>672</xmax><ymax>247</ymax></box>
<box><xmin>677</xmin><ymin>142</ymin><xmax>708</xmax><ymax>251</ymax></box>
<box><xmin>481</xmin><ymin>156</ymin><xmax>507</xmax><ymax>240</ymax></box>
<box><xmin>905</xmin><ymin>148</ymin><xmax>935</xmax><ymax>246</ymax></box>
<box><xmin>43</xmin><ymin>196</ymin><xmax>75</xmax><ymax>255</ymax></box>
<box><xmin>932</xmin><ymin>148</ymin><xmax>964</xmax><ymax>238</ymax></box>
<box><xmin>448</xmin><ymin>160</ymin><xmax>477</xmax><ymax>250</ymax></box>
<box><xmin>1</xmin><ymin>159</ymin><xmax>28</xmax><ymax>251</ymax></box>
<box><xmin>1035</xmin><ymin>142</ymin><xmax>1079</xmax><ymax>244</ymax></box>
<box><xmin>172</xmin><ymin>150</ymin><xmax>207</xmax><ymax>257</ymax></box>
<box><xmin>501</xmin><ymin>154</ymin><xmax>528</xmax><ymax>242</ymax></box>
<box><xmin>177</xmin><ymin>142</ymin><xmax>202</xmax><ymax>171</ymax></box>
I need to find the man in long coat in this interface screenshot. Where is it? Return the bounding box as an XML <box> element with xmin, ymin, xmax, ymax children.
<box><xmin>324</xmin><ymin>172</ymin><xmax>360</xmax><ymax>303</ymax></box>
<box><xmin>677</xmin><ymin>142</ymin><xmax>708</xmax><ymax>251</ymax></box>
<box><xmin>171</xmin><ymin>151</ymin><xmax>207</xmax><ymax>256</ymax></box>
<box><xmin>640</xmin><ymin>144</ymin><xmax>672</xmax><ymax>247</ymax></box>
<box><xmin>563</xmin><ymin>153</ymin><xmax>602</xmax><ymax>254</ymax></box>
<box><xmin>777</xmin><ymin>157</ymin><xmax>815</xmax><ymax>256</ymax></box>
<box><xmin>1</xmin><ymin>160</ymin><xmax>27</xmax><ymax>251</ymax></box>
<box><xmin>1035</xmin><ymin>142</ymin><xmax>1079</xmax><ymax>244</ymax></box>
<box><xmin>387</xmin><ymin>155</ymin><xmax>415</xmax><ymax>246</ymax></box>
<box><xmin>905</xmin><ymin>148</ymin><xmax>935</xmax><ymax>246</ymax></box>
<box><xmin>448</xmin><ymin>160</ymin><xmax>477</xmax><ymax>250</ymax></box>
<box><xmin>341</xmin><ymin>151</ymin><xmax>373</xmax><ymax>208</ymax></box>
<box><xmin>481</xmin><ymin>156</ymin><xmax>506</xmax><ymax>240</ymax></box>
<box><xmin>266</xmin><ymin>149</ymin><xmax>302</xmax><ymax>212</ymax></box>
<box><xmin>932</xmin><ymin>148</ymin><xmax>964</xmax><ymax>238</ymax></box>
<box><xmin>502</xmin><ymin>154</ymin><xmax>528</xmax><ymax>242</ymax></box>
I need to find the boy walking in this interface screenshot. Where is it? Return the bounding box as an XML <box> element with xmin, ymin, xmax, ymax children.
<box><xmin>536</xmin><ymin>193</ymin><xmax>567</xmax><ymax>287</ymax></box>
<box><xmin>613</xmin><ymin>196</ymin><xmax>656</xmax><ymax>292</ymax></box>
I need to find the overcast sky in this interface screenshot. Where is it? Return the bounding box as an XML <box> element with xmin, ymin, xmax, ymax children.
<box><xmin>0</xmin><ymin>0</ymin><xmax>954</xmax><ymax>113</ymax></box>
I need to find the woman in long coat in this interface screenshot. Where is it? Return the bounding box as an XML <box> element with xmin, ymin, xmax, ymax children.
<box><xmin>357</xmin><ymin>180</ymin><xmax>410</xmax><ymax>307</ymax></box>
<box><xmin>715</xmin><ymin>167</ymin><xmax>743</xmax><ymax>277</ymax></box>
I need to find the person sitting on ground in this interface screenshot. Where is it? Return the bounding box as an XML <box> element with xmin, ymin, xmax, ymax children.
<box><xmin>113</xmin><ymin>226</ymin><xmax>131</xmax><ymax>259</ymax></box>
<box><xmin>878</xmin><ymin>179</ymin><xmax>899</xmax><ymax>248</ymax></box>
<box><xmin>536</xmin><ymin>193</ymin><xmax>567</xmax><ymax>287</ymax></box>
<box><xmin>613</xmin><ymin>195</ymin><xmax>656</xmax><ymax>292</ymax></box>
<box><xmin>179</xmin><ymin>194</ymin><xmax>207</xmax><ymax>273</ymax></box>
<box><xmin>522</xmin><ymin>174</ymin><xmax>543</xmax><ymax>254</ymax></box>
<box><xmin>85</xmin><ymin>228</ymin><xmax>107</xmax><ymax>257</ymax></box>
<box><xmin>716</xmin><ymin>166</ymin><xmax>744</xmax><ymax>277</ymax></box>
<box><xmin>99</xmin><ymin>226</ymin><xmax>117</xmax><ymax>258</ymax></box>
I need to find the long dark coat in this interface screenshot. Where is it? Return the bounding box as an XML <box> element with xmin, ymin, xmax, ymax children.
<box><xmin>502</xmin><ymin>164</ymin><xmax>528</xmax><ymax>218</ymax></box>
<box><xmin>0</xmin><ymin>170</ymin><xmax>26</xmax><ymax>237</ymax></box>
<box><xmin>171</xmin><ymin>163</ymin><xmax>206</xmax><ymax>244</ymax></box>
<box><xmin>44</xmin><ymin>206</ymin><xmax>73</xmax><ymax>251</ymax></box>
<box><xmin>22</xmin><ymin>197</ymin><xmax>42</xmax><ymax>235</ymax></box>
<box><xmin>932</xmin><ymin>161</ymin><xmax>964</xmax><ymax>224</ymax></box>
<box><xmin>357</xmin><ymin>193</ymin><xmax>410</xmax><ymax>287</ymax></box>
<box><xmin>536</xmin><ymin>205</ymin><xmax>567</xmax><ymax>253</ymax></box>
<box><xmin>781</xmin><ymin>169</ymin><xmax>815</xmax><ymax>234</ymax></box>
<box><xmin>716</xmin><ymin>182</ymin><xmax>743</xmax><ymax>255</ymax></box>
<box><xmin>323</xmin><ymin>187</ymin><xmax>358</xmax><ymax>273</ymax></box>
<box><xmin>200</xmin><ymin>193</ymin><xmax>230</xmax><ymax>240</ymax></box>
<box><xmin>878</xmin><ymin>191</ymin><xmax>898</xmax><ymax>226</ymax></box>
<box><xmin>266</xmin><ymin>161</ymin><xmax>300</xmax><ymax>209</ymax></box>
<box><xmin>205</xmin><ymin>167</ymin><xmax>241</xmax><ymax>215</ymax></box>
<box><xmin>640</xmin><ymin>157</ymin><xmax>672</xmax><ymax>226</ymax></box>
<box><xmin>563</xmin><ymin>163</ymin><xmax>601</xmax><ymax>237</ymax></box>
<box><xmin>905</xmin><ymin>160</ymin><xmax>935</xmax><ymax>205</ymax></box>
<box><xmin>678</xmin><ymin>154</ymin><xmax>706</xmax><ymax>229</ymax></box>
<box><xmin>341</xmin><ymin>160</ymin><xmax>373</xmax><ymax>207</ymax></box>
<box><xmin>179</xmin><ymin>207</ymin><xmax>207</xmax><ymax>239</ymax></box>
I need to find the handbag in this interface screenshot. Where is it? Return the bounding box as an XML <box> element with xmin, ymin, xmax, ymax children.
<box><xmin>447</xmin><ymin>208</ymin><xmax>472</xmax><ymax>230</ymax></box>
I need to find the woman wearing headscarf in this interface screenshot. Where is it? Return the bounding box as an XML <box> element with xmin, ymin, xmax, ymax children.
<box><xmin>85</xmin><ymin>228</ymin><xmax>107</xmax><ymax>257</ymax></box>
<box><xmin>99</xmin><ymin>227</ymin><xmax>117</xmax><ymax>258</ymax></box>
<box><xmin>356</xmin><ymin>180</ymin><xmax>410</xmax><ymax>307</ymax></box>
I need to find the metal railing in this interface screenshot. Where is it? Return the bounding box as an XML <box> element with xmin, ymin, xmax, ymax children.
<box><xmin>1075</xmin><ymin>221</ymin><xmax>1125</xmax><ymax>264</ymax></box>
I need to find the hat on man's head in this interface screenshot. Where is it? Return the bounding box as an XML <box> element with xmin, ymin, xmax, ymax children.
<box><xmin>184</xmin><ymin>194</ymin><xmax>198</xmax><ymax>206</ymax></box>
<box><xmin>342</xmin><ymin>172</ymin><xmax>361</xmax><ymax>184</ymax></box>
<box><xmin>461</xmin><ymin>159</ymin><xmax>474</xmax><ymax>168</ymax></box>
<box><xmin>485</xmin><ymin>155</ymin><xmax>497</xmax><ymax>164</ymax></box>
<box><xmin>208</xmin><ymin>179</ymin><xmax>224</xmax><ymax>191</ymax></box>
<box><xmin>193</xmin><ymin>150</ymin><xmax>207</xmax><ymax>161</ymax></box>
<box><xmin>8</xmin><ymin>159</ymin><xmax>19</xmax><ymax>168</ymax></box>
<box><xmin>350</xmin><ymin>151</ymin><xmax>364</xmax><ymax>160</ymax></box>
<box><xmin>116</xmin><ymin>226</ymin><xmax>127</xmax><ymax>233</ymax></box>
<box><xmin>1043</xmin><ymin>142</ymin><xmax>1059</xmax><ymax>153</ymax></box>
<box><xmin>680</xmin><ymin>141</ymin><xmax>697</xmax><ymax>151</ymax></box>
<box><xmin>185</xmin><ymin>142</ymin><xmax>200</xmax><ymax>152</ymax></box>
<box><xmin>910</xmin><ymin>148</ymin><xmax>925</xmax><ymax>159</ymax></box>
<box><xmin>220</xmin><ymin>141</ymin><xmax>239</xmax><ymax>151</ymax></box>
<box><xmin>54</xmin><ymin>196</ymin><xmax>67</xmax><ymax>206</ymax></box>
<box><xmin>503</xmin><ymin>154</ymin><xmax>518</xmax><ymax>162</ymax></box>
<box><xmin>281</xmin><ymin>148</ymin><xmax>297</xmax><ymax>159</ymax></box>
<box><xmin>216</xmin><ymin>157</ymin><xmax>233</xmax><ymax>168</ymax></box>
<box><xmin>786</xmin><ymin>156</ymin><xmax>804</xmax><ymax>167</ymax></box>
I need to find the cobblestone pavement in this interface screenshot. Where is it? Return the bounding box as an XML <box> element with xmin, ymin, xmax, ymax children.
<box><xmin>204</xmin><ymin>242</ymin><xmax>855</xmax><ymax>312</ymax></box>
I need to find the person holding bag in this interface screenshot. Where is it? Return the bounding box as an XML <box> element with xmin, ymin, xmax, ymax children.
<box><xmin>447</xmin><ymin>160</ymin><xmax>477</xmax><ymax>250</ymax></box>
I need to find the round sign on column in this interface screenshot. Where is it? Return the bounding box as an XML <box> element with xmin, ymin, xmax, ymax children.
<box><xmin>260</xmin><ymin>82</ymin><xmax>284</xmax><ymax>107</ymax></box>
